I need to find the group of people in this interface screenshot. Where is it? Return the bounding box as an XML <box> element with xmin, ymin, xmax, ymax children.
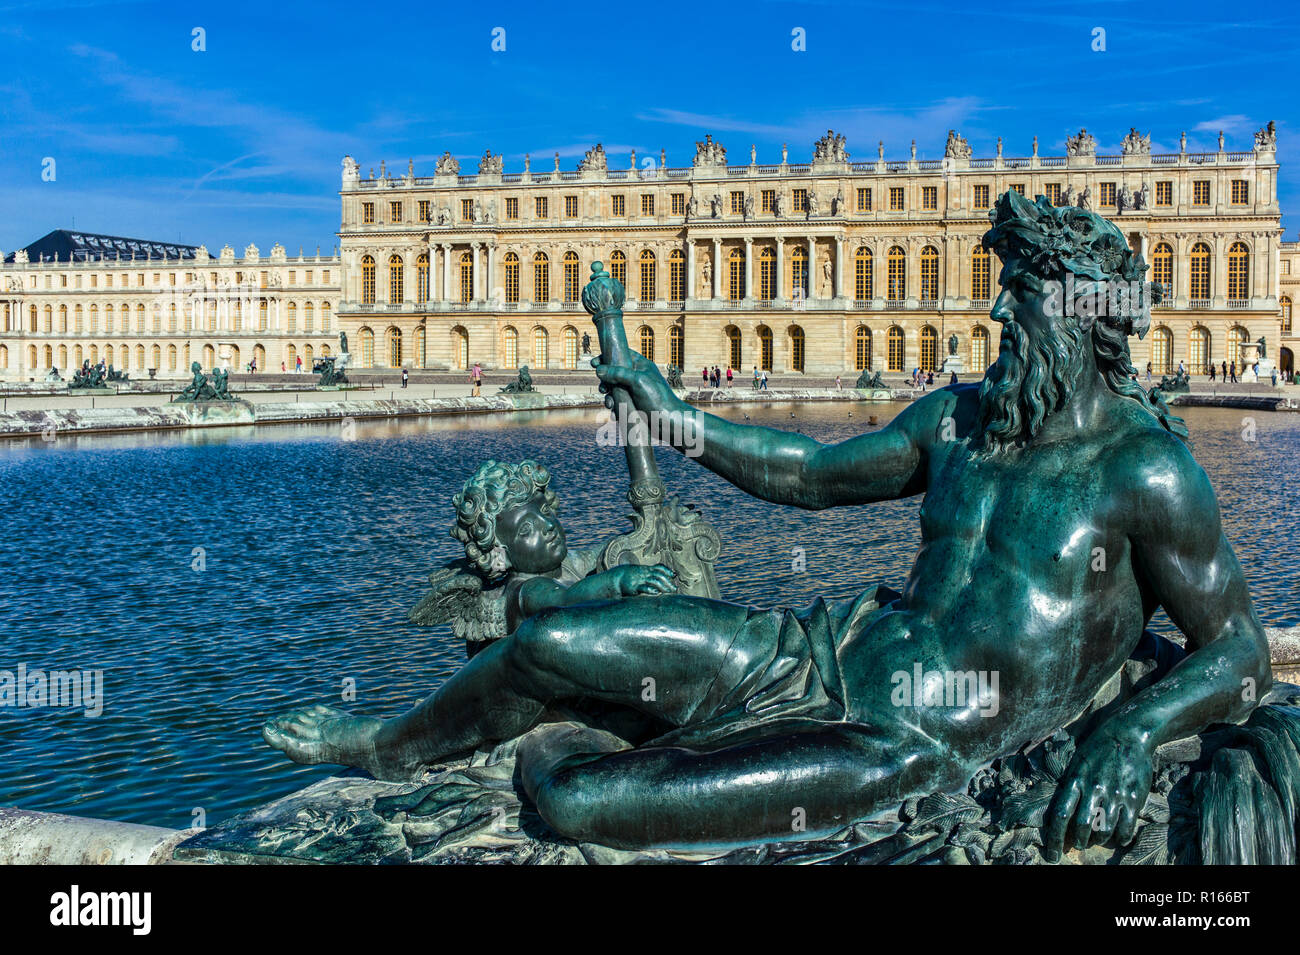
<box><xmin>1142</xmin><ymin>359</ymin><xmax>1281</xmax><ymax>386</ymax></box>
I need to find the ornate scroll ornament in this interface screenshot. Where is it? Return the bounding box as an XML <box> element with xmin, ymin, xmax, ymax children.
<box><xmin>435</xmin><ymin>151</ymin><xmax>460</xmax><ymax>176</ymax></box>
<box><xmin>478</xmin><ymin>150</ymin><xmax>503</xmax><ymax>175</ymax></box>
<box><xmin>1255</xmin><ymin>120</ymin><xmax>1277</xmax><ymax>150</ymax></box>
<box><xmin>1120</xmin><ymin>128</ymin><xmax>1151</xmax><ymax>156</ymax></box>
<box><xmin>1065</xmin><ymin>128</ymin><xmax>1097</xmax><ymax>157</ymax></box>
<box><xmin>577</xmin><ymin>143</ymin><xmax>608</xmax><ymax>173</ymax></box>
<box><xmin>693</xmin><ymin>134</ymin><xmax>727</xmax><ymax>167</ymax></box>
<box><xmin>944</xmin><ymin>130</ymin><xmax>972</xmax><ymax>160</ymax></box>
<box><xmin>813</xmin><ymin>129</ymin><xmax>849</xmax><ymax>163</ymax></box>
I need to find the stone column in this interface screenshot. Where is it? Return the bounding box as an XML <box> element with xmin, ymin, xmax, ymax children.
<box><xmin>834</xmin><ymin>235</ymin><xmax>845</xmax><ymax>299</ymax></box>
<box><xmin>775</xmin><ymin>236</ymin><xmax>785</xmax><ymax>303</ymax></box>
<box><xmin>712</xmin><ymin>238</ymin><xmax>722</xmax><ymax>299</ymax></box>
<box><xmin>686</xmin><ymin>239</ymin><xmax>696</xmax><ymax>302</ymax></box>
<box><xmin>808</xmin><ymin>236</ymin><xmax>817</xmax><ymax>300</ymax></box>
<box><xmin>744</xmin><ymin>238</ymin><xmax>754</xmax><ymax>300</ymax></box>
<box><xmin>441</xmin><ymin>244</ymin><xmax>452</xmax><ymax>302</ymax></box>
<box><xmin>485</xmin><ymin>242</ymin><xmax>496</xmax><ymax>306</ymax></box>
<box><xmin>472</xmin><ymin>243</ymin><xmax>483</xmax><ymax>302</ymax></box>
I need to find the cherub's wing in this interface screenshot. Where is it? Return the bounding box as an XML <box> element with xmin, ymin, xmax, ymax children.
<box><xmin>408</xmin><ymin>560</ymin><xmax>483</xmax><ymax>627</ymax></box>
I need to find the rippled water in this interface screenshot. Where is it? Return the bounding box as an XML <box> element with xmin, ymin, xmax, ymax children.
<box><xmin>1</xmin><ymin>402</ymin><xmax>1296</xmax><ymax>827</ymax></box>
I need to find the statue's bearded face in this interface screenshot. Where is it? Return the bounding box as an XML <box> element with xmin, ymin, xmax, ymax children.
<box><xmin>977</xmin><ymin>262</ymin><xmax>1087</xmax><ymax>453</ymax></box>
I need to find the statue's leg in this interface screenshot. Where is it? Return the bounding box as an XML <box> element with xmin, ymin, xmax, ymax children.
<box><xmin>516</xmin><ymin>721</ymin><xmax>953</xmax><ymax>850</ymax></box>
<box><xmin>265</xmin><ymin>596</ymin><xmax>753</xmax><ymax>779</ymax></box>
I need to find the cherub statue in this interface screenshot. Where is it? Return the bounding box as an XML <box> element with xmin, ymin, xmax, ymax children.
<box><xmin>408</xmin><ymin>460</ymin><xmax>676</xmax><ymax>656</ymax></box>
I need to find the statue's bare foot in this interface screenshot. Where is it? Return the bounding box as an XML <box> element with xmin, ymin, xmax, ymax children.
<box><xmin>263</xmin><ymin>704</ymin><xmax>394</xmax><ymax>779</ymax></box>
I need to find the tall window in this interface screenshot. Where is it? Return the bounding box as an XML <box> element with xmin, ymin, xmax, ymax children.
<box><xmin>920</xmin><ymin>246</ymin><xmax>939</xmax><ymax>302</ymax></box>
<box><xmin>502</xmin><ymin>326</ymin><xmax>518</xmax><ymax>368</ymax></box>
<box><xmin>971</xmin><ymin>245</ymin><xmax>990</xmax><ymax>301</ymax></box>
<box><xmin>793</xmin><ymin>189</ymin><xmax>808</xmax><ymax>213</ymax></box>
<box><xmin>730</xmin><ymin>191</ymin><xmax>745</xmax><ymax>215</ymax></box>
<box><xmin>640</xmin><ymin>194</ymin><xmax>654</xmax><ymax>216</ymax></box>
<box><xmin>1151</xmin><ymin>326</ymin><xmax>1173</xmax><ymax>374</ymax></box>
<box><xmin>728</xmin><ymin>249</ymin><xmax>745</xmax><ymax>301</ymax></box>
<box><xmin>610</xmin><ymin>250</ymin><xmax>627</xmax><ymax>289</ymax></box>
<box><xmin>921</xmin><ymin>186</ymin><xmax>937</xmax><ymax>211</ymax></box>
<box><xmin>1231</xmin><ymin>180</ymin><xmax>1248</xmax><ymax>204</ymax></box>
<box><xmin>564</xmin><ymin>195</ymin><xmax>578</xmax><ymax>218</ymax></box>
<box><xmin>887</xmin><ymin>326</ymin><xmax>904</xmax><ymax>372</ymax></box>
<box><xmin>887</xmin><ymin>246</ymin><xmax>906</xmax><ymax>301</ymax></box>
<box><xmin>286</xmin><ymin>303</ymin><xmax>296</xmax><ymax>333</ymax></box>
<box><xmin>361</xmin><ymin>255</ymin><xmax>376</xmax><ymax>304</ymax></box>
<box><xmin>789</xmin><ymin>326</ymin><xmax>805</xmax><ymax>373</ymax></box>
<box><xmin>504</xmin><ymin>253</ymin><xmax>520</xmax><ymax>303</ymax></box>
<box><xmin>563</xmin><ymin>251</ymin><xmax>580</xmax><ymax>303</ymax></box>
<box><xmin>1151</xmin><ymin>243</ymin><xmax>1173</xmax><ymax>299</ymax></box>
<box><xmin>459</xmin><ymin>252</ymin><xmax>474</xmax><ymax>303</ymax></box>
<box><xmin>612</xmin><ymin>195</ymin><xmax>625</xmax><ymax>216</ymax></box>
<box><xmin>505</xmin><ymin>197</ymin><xmax>519</xmax><ymax>220</ymax></box>
<box><xmin>1100</xmin><ymin>183</ymin><xmax>1117</xmax><ymax>207</ymax></box>
<box><xmin>321</xmin><ymin>303</ymin><xmax>331</xmax><ymax>333</ymax></box>
<box><xmin>1283</xmin><ymin>296</ymin><xmax>1293</xmax><ymax>334</ymax></box>
<box><xmin>726</xmin><ymin>326</ymin><xmax>741</xmax><ymax>369</ymax></box>
<box><xmin>416</xmin><ymin>253</ymin><xmax>430</xmax><ymax>304</ymax></box>
<box><xmin>671</xmin><ymin>193</ymin><xmax>686</xmax><ymax>216</ymax></box>
<box><xmin>971</xmin><ymin>325</ymin><xmax>990</xmax><ymax>369</ymax></box>
<box><xmin>1189</xmin><ymin>243</ymin><xmax>1211</xmax><ymax>300</ymax></box>
<box><xmin>1192</xmin><ymin>181</ymin><xmax>1209</xmax><ymax>206</ymax></box>
<box><xmin>1227</xmin><ymin>242</ymin><xmax>1249</xmax><ymax>300</ymax></box>
<box><xmin>1155</xmin><ymin>181</ymin><xmax>1172</xmax><ymax>206</ymax></box>
<box><xmin>857</xmin><ymin>188</ymin><xmax>872</xmax><ymax>212</ymax></box>
<box><xmin>639</xmin><ymin>326</ymin><xmax>655</xmax><ymax>361</ymax></box>
<box><xmin>758</xmin><ymin>326</ymin><xmax>773</xmax><ymax>371</ymax></box>
<box><xmin>889</xmin><ymin>187</ymin><xmax>904</xmax><ymax>211</ymax></box>
<box><xmin>1228</xmin><ymin>326</ymin><xmax>1248</xmax><ymax>368</ymax></box>
<box><xmin>973</xmin><ymin>184</ymin><xmax>990</xmax><ymax>209</ymax></box>
<box><xmin>362</xmin><ymin>202</ymin><xmax>375</xmax><ymax>224</ymax></box>
<box><xmin>855</xmin><ymin>247</ymin><xmax>873</xmax><ymax>300</ymax></box>
<box><xmin>763</xmin><ymin>189</ymin><xmax>777</xmax><ymax>213</ymax></box>
<box><xmin>389</xmin><ymin>255</ymin><xmax>404</xmax><ymax>303</ymax></box>
<box><xmin>854</xmin><ymin>326</ymin><xmax>872</xmax><ymax>371</ymax></box>
<box><xmin>669</xmin><ymin>250</ymin><xmax>685</xmax><ymax>302</ymax></box>
<box><xmin>920</xmin><ymin>325</ymin><xmax>938</xmax><ymax>372</ymax></box>
<box><xmin>1045</xmin><ymin>183</ymin><xmax>1062</xmax><ymax>205</ymax></box>
<box><xmin>639</xmin><ymin>250</ymin><xmax>657</xmax><ymax>301</ymax></box>
<box><xmin>563</xmin><ymin>326</ymin><xmax>579</xmax><ymax>369</ymax></box>
<box><xmin>360</xmin><ymin>328</ymin><xmax>374</xmax><ymax>366</ymax></box>
<box><xmin>791</xmin><ymin>247</ymin><xmax>808</xmax><ymax>299</ymax></box>
<box><xmin>390</xmin><ymin>201</ymin><xmax>403</xmax><ymax>223</ymax></box>
<box><xmin>533</xmin><ymin>327</ymin><xmax>548</xmax><ymax>367</ymax></box>
<box><xmin>533</xmin><ymin>252</ymin><xmax>549</xmax><ymax>303</ymax></box>
<box><xmin>669</xmin><ymin>325</ymin><xmax>683</xmax><ymax>367</ymax></box>
<box><xmin>387</xmin><ymin>326</ymin><xmax>402</xmax><ymax>367</ymax></box>
<box><xmin>758</xmin><ymin>248</ymin><xmax>776</xmax><ymax>300</ymax></box>
<box><xmin>304</xmin><ymin>303</ymin><xmax>314</xmax><ymax>333</ymax></box>
<box><xmin>1189</xmin><ymin>326</ymin><xmax>1210</xmax><ymax>373</ymax></box>
<box><xmin>535</xmin><ymin>196</ymin><xmax>548</xmax><ymax>218</ymax></box>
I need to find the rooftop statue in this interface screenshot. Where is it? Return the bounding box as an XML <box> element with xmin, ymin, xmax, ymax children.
<box><xmin>265</xmin><ymin>198</ymin><xmax>1295</xmax><ymax>861</ymax></box>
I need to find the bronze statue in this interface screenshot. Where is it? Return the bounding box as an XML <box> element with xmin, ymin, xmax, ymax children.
<box><xmin>499</xmin><ymin>366</ymin><xmax>534</xmax><ymax>393</ymax></box>
<box><xmin>266</xmin><ymin>194</ymin><xmax>1285</xmax><ymax>859</ymax></box>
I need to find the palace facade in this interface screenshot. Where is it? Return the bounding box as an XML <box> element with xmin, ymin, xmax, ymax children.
<box><xmin>335</xmin><ymin>125</ymin><xmax>1289</xmax><ymax>378</ymax></box>
<box><xmin>1</xmin><ymin>124</ymin><xmax>1291</xmax><ymax>380</ymax></box>
<box><xmin>0</xmin><ymin>232</ymin><xmax>342</xmax><ymax>379</ymax></box>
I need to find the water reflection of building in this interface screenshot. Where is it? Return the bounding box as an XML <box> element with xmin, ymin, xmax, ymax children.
<box><xmin>0</xmin><ymin>231</ymin><xmax>341</xmax><ymax>378</ymax></box>
<box><xmin>0</xmin><ymin>125</ymin><xmax>1290</xmax><ymax>379</ymax></box>
<box><xmin>336</xmin><ymin>127</ymin><xmax>1287</xmax><ymax>377</ymax></box>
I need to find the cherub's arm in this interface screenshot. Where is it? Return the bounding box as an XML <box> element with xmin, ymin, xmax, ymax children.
<box><xmin>515</xmin><ymin>565</ymin><xmax>676</xmax><ymax>619</ymax></box>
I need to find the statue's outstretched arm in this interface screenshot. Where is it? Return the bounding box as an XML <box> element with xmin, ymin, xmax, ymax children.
<box><xmin>593</xmin><ymin>351</ymin><xmax>931</xmax><ymax>509</ymax></box>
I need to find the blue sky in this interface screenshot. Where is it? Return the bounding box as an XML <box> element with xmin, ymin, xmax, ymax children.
<box><xmin>1</xmin><ymin>0</ymin><xmax>1295</xmax><ymax>253</ymax></box>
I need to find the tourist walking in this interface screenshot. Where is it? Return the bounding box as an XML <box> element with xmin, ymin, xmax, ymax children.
<box><xmin>753</xmin><ymin>366</ymin><xmax>760</xmax><ymax>389</ymax></box>
<box><xmin>702</xmin><ymin>367</ymin><xmax>709</xmax><ymax>386</ymax></box>
<box><xmin>1209</xmin><ymin>364</ymin><xmax>1216</xmax><ymax>382</ymax></box>
<box><xmin>950</xmin><ymin>371</ymin><xmax>958</xmax><ymax>386</ymax></box>
<box><xmin>835</xmin><ymin>375</ymin><xmax>842</xmax><ymax>390</ymax></box>
<box><xmin>471</xmin><ymin>362</ymin><xmax>483</xmax><ymax>397</ymax></box>
<box><xmin>401</xmin><ymin>368</ymin><xmax>409</xmax><ymax>389</ymax></box>
<box><xmin>1230</xmin><ymin>362</ymin><xmax>1238</xmax><ymax>384</ymax></box>
<box><xmin>760</xmin><ymin>369</ymin><xmax>768</xmax><ymax>391</ymax></box>
<box><xmin>726</xmin><ymin>366</ymin><xmax>733</xmax><ymax>387</ymax></box>
<box><xmin>1145</xmin><ymin>361</ymin><xmax>1152</xmax><ymax>382</ymax></box>
<box><xmin>296</xmin><ymin>356</ymin><xmax>303</xmax><ymax>373</ymax></box>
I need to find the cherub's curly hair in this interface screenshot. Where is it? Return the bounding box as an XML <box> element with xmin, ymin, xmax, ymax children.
<box><xmin>450</xmin><ymin>459</ymin><xmax>559</xmax><ymax>575</ymax></box>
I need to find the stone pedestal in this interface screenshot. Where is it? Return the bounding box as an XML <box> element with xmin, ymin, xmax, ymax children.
<box><xmin>940</xmin><ymin>356</ymin><xmax>966</xmax><ymax>375</ymax></box>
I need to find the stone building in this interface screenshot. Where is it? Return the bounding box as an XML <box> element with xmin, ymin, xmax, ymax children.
<box><xmin>336</xmin><ymin>125</ymin><xmax>1285</xmax><ymax>378</ymax></box>
<box><xmin>0</xmin><ymin>231</ymin><xmax>342</xmax><ymax>379</ymax></box>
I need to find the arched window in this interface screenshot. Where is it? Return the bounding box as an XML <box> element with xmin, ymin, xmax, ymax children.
<box><xmin>920</xmin><ymin>246</ymin><xmax>939</xmax><ymax>302</ymax></box>
<box><xmin>136</xmin><ymin>344</ymin><xmax>146</xmax><ymax>372</ymax></box>
<box><xmin>504</xmin><ymin>252</ymin><xmax>520</xmax><ymax>303</ymax></box>
<box><xmin>725</xmin><ymin>325</ymin><xmax>742</xmax><ymax>369</ymax></box>
<box><xmin>639</xmin><ymin>250</ymin><xmax>657</xmax><ymax>302</ymax></box>
<box><xmin>854</xmin><ymin>247</ymin><xmax>873</xmax><ymax>301</ymax></box>
<box><xmin>971</xmin><ymin>325</ymin><xmax>990</xmax><ymax>370</ymax></box>
<box><xmin>416</xmin><ymin>253</ymin><xmax>430</xmax><ymax>304</ymax></box>
<box><xmin>533</xmin><ymin>326</ymin><xmax>548</xmax><ymax>367</ymax></box>
<box><xmin>757</xmin><ymin>325</ymin><xmax>773</xmax><ymax>371</ymax></box>
<box><xmin>887</xmin><ymin>325</ymin><xmax>905</xmax><ymax>372</ymax></box>
<box><xmin>413</xmin><ymin>324</ymin><xmax>426</xmax><ymax>368</ymax></box>
<box><xmin>59</xmin><ymin>304</ymin><xmax>68</xmax><ymax>333</ymax></box>
<box><xmin>920</xmin><ymin>325</ymin><xmax>938</xmax><ymax>372</ymax></box>
<box><xmin>259</xmin><ymin>299</ymin><xmax>268</xmax><ymax>332</ymax></box>
<box><xmin>1227</xmin><ymin>242</ymin><xmax>1249</xmax><ymax>301</ymax></box>
<box><xmin>43</xmin><ymin>305</ymin><xmax>52</xmax><ymax>332</ymax></box>
<box><xmin>1189</xmin><ymin>243</ymin><xmax>1211</xmax><ymax>300</ymax></box>
<box><xmin>791</xmin><ymin>246</ymin><xmax>808</xmax><ymax>300</ymax></box>
<box><xmin>1227</xmin><ymin>325</ymin><xmax>1249</xmax><ymax>369</ymax></box>
<box><xmin>452</xmin><ymin>326</ymin><xmax>469</xmax><ymax>370</ymax></box>
<box><xmin>89</xmin><ymin>305</ymin><xmax>98</xmax><ymax>334</ymax></box>
<box><xmin>1282</xmin><ymin>296</ymin><xmax>1293</xmax><ymax>334</ymax></box>
<box><xmin>304</xmin><ymin>302</ymin><xmax>314</xmax><ymax>333</ymax></box>
<box><xmin>971</xmin><ymin>246</ymin><xmax>990</xmax><ymax>301</ymax></box>
<box><xmin>1151</xmin><ymin>243</ymin><xmax>1173</xmax><ymax>299</ymax></box>
<box><xmin>533</xmin><ymin>252</ymin><xmax>550</xmax><ymax>303</ymax></box>
<box><xmin>321</xmin><ymin>302</ymin><xmax>331</xmax><ymax>333</ymax></box>
<box><xmin>359</xmin><ymin>327</ymin><xmax>375</xmax><ymax>366</ymax></box>
<box><xmin>728</xmin><ymin>249</ymin><xmax>745</xmax><ymax>301</ymax></box>
<box><xmin>639</xmin><ymin>325</ymin><xmax>655</xmax><ymax>362</ymax></box>
<box><xmin>887</xmin><ymin>246</ymin><xmax>906</xmax><ymax>301</ymax></box>
<box><xmin>167</xmin><ymin>344</ymin><xmax>177</xmax><ymax>371</ymax></box>
<box><xmin>563</xmin><ymin>251</ymin><xmax>581</xmax><ymax>303</ymax></box>
<box><xmin>104</xmin><ymin>304</ymin><xmax>113</xmax><ymax>334</ymax></box>
<box><xmin>668</xmin><ymin>325</ymin><xmax>683</xmax><ymax>367</ymax></box>
<box><xmin>58</xmin><ymin>344</ymin><xmax>67</xmax><ymax>369</ymax></box>
<box><xmin>286</xmin><ymin>302</ymin><xmax>297</xmax><ymax>334</ymax></box>
<box><xmin>1151</xmin><ymin>326</ymin><xmax>1173</xmax><ymax>374</ymax></box>
<box><xmin>387</xmin><ymin>326</ymin><xmax>402</xmax><ymax>367</ymax></box>
<box><xmin>758</xmin><ymin>248</ymin><xmax>776</xmax><ymax>300</ymax></box>
<box><xmin>610</xmin><ymin>250</ymin><xmax>627</xmax><ymax>289</ymax></box>
<box><xmin>460</xmin><ymin>252</ymin><xmax>474</xmax><ymax>303</ymax></box>
<box><xmin>361</xmin><ymin>255</ymin><xmax>376</xmax><ymax>304</ymax></box>
<box><xmin>563</xmin><ymin>326</ymin><xmax>579</xmax><ymax>369</ymax></box>
<box><xmin>389</xmin><ymin>254</ymin><xmax>404</xmax><ymax>303</ymax></box>
<box><xmin>1189</xmin><ymin>326</ymin><xmax>1210</xmax><ymax>374</ymax></box>
<box><xmin>502</xmin><ymin>326</ymin><xmax>518</xmax><ymax>368</ymax></box>
<box><xmin>137</xmin><ymin>303</ymin><xmax>146</xmax><ymax>332</ymax></box>
<box><xmin>74</xmin><ymin>305</ymin><xmax>83</xmax><ymax>334</ymax></box>
<box><xmin>854</xmin><ymin>326</ymin><xmax>873</xmax><ymax>371</ymax></box>
<box><xmin>788</xmin><ymin>325</ymin><xmax>805</xmax><ymax>373</ymax></box>
<box><xmin>669</xmin><ymin>250</ymin><xmax>686</xmax><ymax>302</ymax></box>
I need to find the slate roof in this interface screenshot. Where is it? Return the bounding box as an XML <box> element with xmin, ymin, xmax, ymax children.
<box><xmin>5</xmin><ymin>229</ymin><xmax>200</xmax><ymax>263</ymax></box>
